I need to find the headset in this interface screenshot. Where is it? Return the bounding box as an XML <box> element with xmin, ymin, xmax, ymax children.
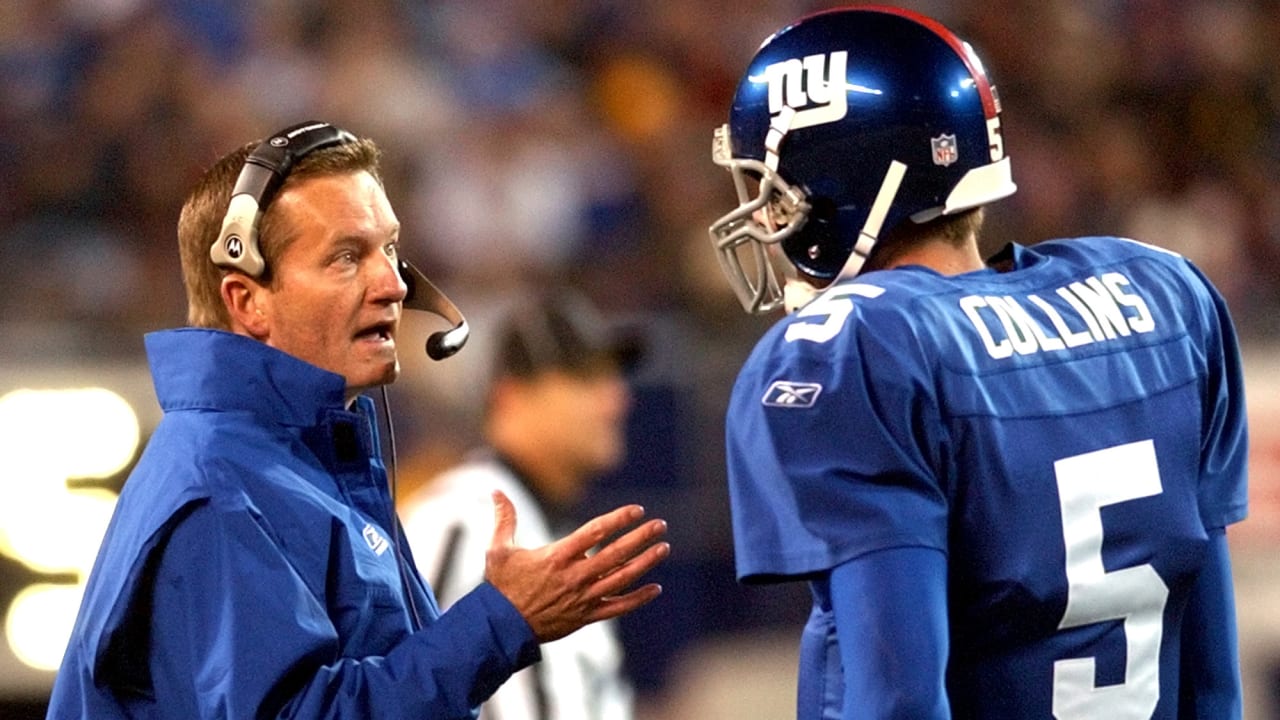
<box><xmin>211</xmin><ymin>120</ymin><xmax>469</xmax><ymax>360</ymax></box>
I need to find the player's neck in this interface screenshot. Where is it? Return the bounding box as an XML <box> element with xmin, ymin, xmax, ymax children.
<box><xmin>882</xmin><ymin>237</ymin><xmax>986</xmax><ymax>276</ymax></box>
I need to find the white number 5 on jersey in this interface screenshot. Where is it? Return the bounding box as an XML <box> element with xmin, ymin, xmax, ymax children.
<box><xmin>1052</xmin><ymin>440</ymin><xmax>1168</xmax><ymax>719</ymax></box>
<box><xmin>784</xmin><ymin>283</ymin><xmax>885</xmax><ymax>344</ymax></box>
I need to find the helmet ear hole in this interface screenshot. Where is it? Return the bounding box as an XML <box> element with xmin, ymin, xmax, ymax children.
<box><xmin>784</xmin><ymin>195</ymin><xmax>846</xmax><ymax>280</ymax></box>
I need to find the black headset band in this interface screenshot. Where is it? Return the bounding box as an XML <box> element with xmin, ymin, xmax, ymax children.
<box><xmin>233</xmin><ymin>121</ymin><xmax>358</xmax><ymax>209</ymax></box>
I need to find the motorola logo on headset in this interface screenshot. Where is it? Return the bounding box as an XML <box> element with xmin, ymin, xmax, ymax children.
<box><xmin>211</xmin><ymin>120</ymin><xmax>470</xmax><ymax>360</ymax></box>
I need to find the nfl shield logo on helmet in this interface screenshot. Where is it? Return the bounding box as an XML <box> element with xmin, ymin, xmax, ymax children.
<box><xmin>931</xmin><ymin>134</ymin><xmax>958</xmax><ymax>166</ymax></box>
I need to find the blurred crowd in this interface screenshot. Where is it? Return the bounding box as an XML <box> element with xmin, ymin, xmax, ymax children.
<box><xmin>6</xmin><ymin>0</ymin><xmax>1280</xmax><ymax>345</ymax></box>
<box><xmin>4</xmin><ymin>0</ymin><xmax>1280</xmax><ymax>704</ymax></box>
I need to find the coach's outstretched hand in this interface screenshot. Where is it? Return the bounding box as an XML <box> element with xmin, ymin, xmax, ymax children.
<box><xmin>484</xmin><ymin>490</ymin><xmax>669</xmax><ymax>643</ymax></box>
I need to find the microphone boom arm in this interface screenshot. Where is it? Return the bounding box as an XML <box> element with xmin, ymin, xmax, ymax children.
<box><xmin>398</xmin><ymin>259</ymin><xmax>470</xmax><ymax>360</ymax></box>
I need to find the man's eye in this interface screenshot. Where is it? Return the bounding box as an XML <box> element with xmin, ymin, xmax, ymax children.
<box><xmin>384</xmin><ymin>242</ymin><xmax>400</xmax><ymax>258</ymax></box>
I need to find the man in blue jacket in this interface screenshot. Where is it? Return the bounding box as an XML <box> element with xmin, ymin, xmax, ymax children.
<box><xmin>46</xmin><ymin>122</ymin><xmax>670</xmax><ymax>719</ymax></box>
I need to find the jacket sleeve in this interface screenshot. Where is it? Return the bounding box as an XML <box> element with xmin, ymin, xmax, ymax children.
<box><xmin>826</xmin><ymin>546</ymin><xmax>950</xmax><ymax>719</ymax></box>
<box><xmin>146</xmin><ymin>500</ymin><xmax>539</xmax><ymax>720</ymax></box>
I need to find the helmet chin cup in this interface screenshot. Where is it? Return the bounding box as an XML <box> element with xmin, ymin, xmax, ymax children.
<box><xmin>782</xmin><ymin>278</ymin><xmax>820</xmax><ymax>314</ymax></box>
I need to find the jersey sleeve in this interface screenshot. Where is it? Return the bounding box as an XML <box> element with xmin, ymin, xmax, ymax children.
<box><xmin>1184</xmin><ymin>260</ymin><xmax>1248</xmax><ymax>529</ymax></box>
<box><xmin>1177</xmin><ymin>528</ymin><xmax>1244</xmax><ymax>717</ymax></box>
<box><xmin>726</xmin><ymin>301</ymin><xmax>950</xmax><ymax>583</ymax></box>
<box><xmin>829</xmin><ymin>547</ymin><xmax>950</xmax><ymax>718</ymax></box>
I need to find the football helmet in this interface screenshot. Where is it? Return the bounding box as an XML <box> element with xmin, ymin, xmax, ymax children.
<box><xmin>709</xmin><ymin>6</ymin><xmax>1017</xmax><ymax>313</ymax></box>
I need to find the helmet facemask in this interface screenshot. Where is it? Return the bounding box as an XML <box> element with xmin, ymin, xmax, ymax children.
<box><xmin>708</xmin><ymin>123</ymin><xmax>812</xmax><ymax>314</ymax></box>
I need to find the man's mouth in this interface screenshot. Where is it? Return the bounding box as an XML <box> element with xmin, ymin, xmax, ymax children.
<box><xmin>356</xmin><ymin>321</ymin><xmax>395</xmax><ymax>343</ymax></box>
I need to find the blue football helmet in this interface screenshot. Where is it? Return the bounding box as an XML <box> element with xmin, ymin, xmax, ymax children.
<box><xmin>710</xmin><ymin>6</ymin><xmax>1017</xmax><ymax>313</ymax></box>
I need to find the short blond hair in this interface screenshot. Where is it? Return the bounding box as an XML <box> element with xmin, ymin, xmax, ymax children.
<box><xmin>177</xmin><ymin>135</ymin><xmax>383</xmax><ymax>328</ymax></box>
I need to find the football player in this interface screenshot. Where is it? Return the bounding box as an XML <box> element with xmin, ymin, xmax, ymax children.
<box><xmin>710</xmin><ymin>6</ymin><xmax>1247</xmax><ymax>718</ymax></box>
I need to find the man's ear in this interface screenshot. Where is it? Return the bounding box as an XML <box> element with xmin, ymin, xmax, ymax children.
<box><xmin>220</xmin><ymin>273</ymin><xmax>270</xmax><ymax>339</ymax></box>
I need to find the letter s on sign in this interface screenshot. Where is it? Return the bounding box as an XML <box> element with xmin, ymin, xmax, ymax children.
<box><xmin>0</xmin><ymin>388</ymin><xmax>137</xmax><ymax>671</ymax></box>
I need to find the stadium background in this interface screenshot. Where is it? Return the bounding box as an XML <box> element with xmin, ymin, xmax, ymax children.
<box><xmin>3</xmin><ymin>0</ymin><xmax>1280</xmax><ymax>717</ymax></box>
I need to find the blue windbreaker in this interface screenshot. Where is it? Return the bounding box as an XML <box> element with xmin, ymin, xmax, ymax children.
<box><xmin>47</xmin><ymin>328</ymin><xmax>539</xmax><ymax>719</ymax></box>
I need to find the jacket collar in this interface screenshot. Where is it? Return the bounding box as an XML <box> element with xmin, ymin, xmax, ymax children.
<box><xmin>144</xmin><ymin>328</ymin><xmax>348</xmax><ymax>427</ymax></box>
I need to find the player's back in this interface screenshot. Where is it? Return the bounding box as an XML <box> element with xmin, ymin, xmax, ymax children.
<box><xmin>730</xmin><ymin>236</ymin><xmax>1246</xmax><ymax>718</ymax></box>
<box><xmin>872</xmin><ymin>239</ymin><xmax>1207</xmax><ymax>716</ymax></box>
<box><xmin>880</xmin><ymin>237</ymin><xmax>1242</xmax><ymax>717</ymax></box>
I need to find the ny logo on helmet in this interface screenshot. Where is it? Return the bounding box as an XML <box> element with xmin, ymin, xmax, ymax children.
<box><xmin>752</xmin><ymin>51</ymin><xmax>850</xmax><ymax>130</ymax></box>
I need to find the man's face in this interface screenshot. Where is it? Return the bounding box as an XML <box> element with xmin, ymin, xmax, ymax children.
<box><xmin>257</xmin><ymin>171</ymin><xmax>406</xmax><ymax>401</ymax></box>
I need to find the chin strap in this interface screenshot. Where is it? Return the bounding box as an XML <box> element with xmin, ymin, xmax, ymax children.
<box><xmin>784</xmin><ymin>159</ymin><xmax>911</xmax><ymax>312</ymax></box>
<box><xmin>783</xmin><ymin>279</ymin><xmax>820</xmax><ymax>314</ymax></box>
<box><xmin>849</xmin><ymin>159</ymin><xmax>909</xmax><ymax>275</ymax></box>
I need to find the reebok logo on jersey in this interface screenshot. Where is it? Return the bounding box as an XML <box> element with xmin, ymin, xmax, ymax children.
<box><xmin>762</xmin><ymin>381</ymin><xmax>823</xmax><ymax>408</ymax></box>
<box><xmin>362</xmin><ymin>523</ymin><xmax>390</xmax><ymax>556</ymax></box>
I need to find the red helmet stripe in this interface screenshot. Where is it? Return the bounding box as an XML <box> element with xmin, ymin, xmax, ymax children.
<box><xmin>802</xmin><ymin>5</ymin><xmax>1000</xmax><ymax>118</ymax></box>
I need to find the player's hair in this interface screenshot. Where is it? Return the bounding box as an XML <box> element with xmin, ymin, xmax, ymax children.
<box><xmin>177</xmin><ymin>137</ymin><xmax>383</xmax><ymax>329</ymax></box>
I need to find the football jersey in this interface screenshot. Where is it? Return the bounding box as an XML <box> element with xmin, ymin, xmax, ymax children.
<box><xmin>726</xmin><ymin>237</ymin><xmax>1248</xmax><ymax>718</ymax></box>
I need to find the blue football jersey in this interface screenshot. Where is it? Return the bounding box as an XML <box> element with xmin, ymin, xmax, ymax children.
<box><xmin>726</xmin><ymin>237</ymin><xmax>1248</xmax><ymax>718</ymax></box>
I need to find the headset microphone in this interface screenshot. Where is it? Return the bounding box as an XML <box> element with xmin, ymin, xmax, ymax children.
<box><xmin>399</xmin><ymin>259</ymin><xmax>470</xmax><ymax>360</ymax></box>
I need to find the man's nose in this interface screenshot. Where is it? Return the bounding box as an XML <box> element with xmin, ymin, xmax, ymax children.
<box><xmin>371</xmin><ymin>252</ymin><xmax>408</xmax><ymax>303</ymax></box>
